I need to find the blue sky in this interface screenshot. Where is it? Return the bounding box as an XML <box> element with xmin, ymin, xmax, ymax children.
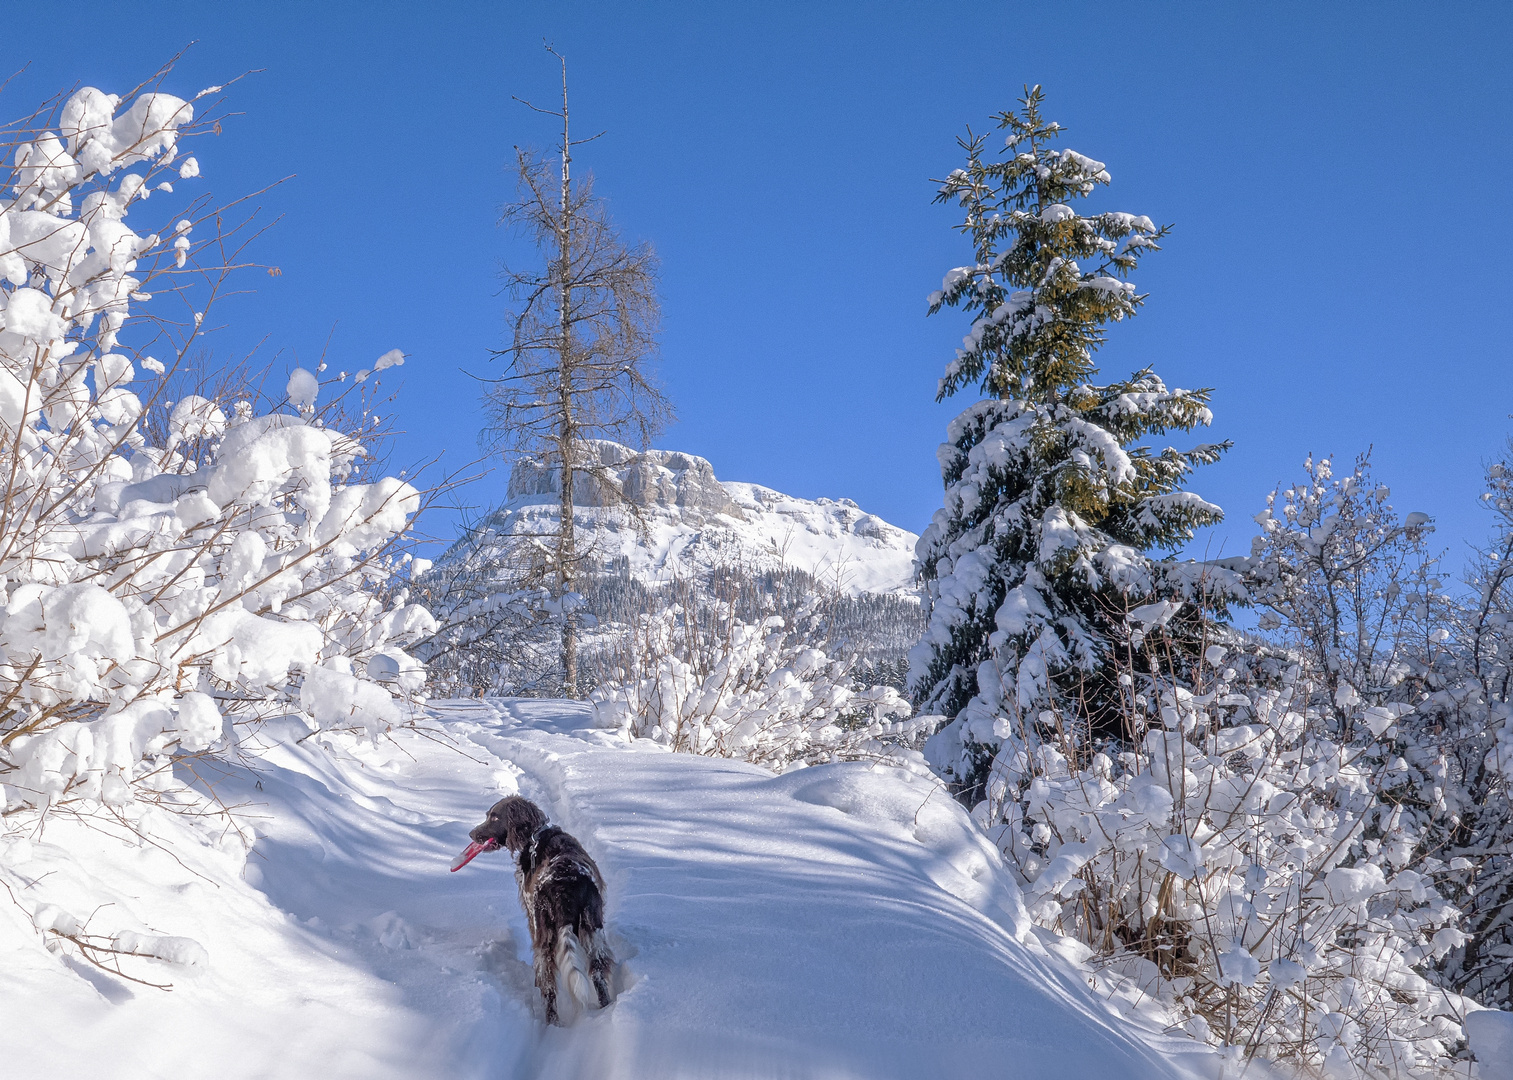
<box><xmin>7</xmin><ymin>3</ymin><xmax>1513</xmax><ymax>565</ymax></box>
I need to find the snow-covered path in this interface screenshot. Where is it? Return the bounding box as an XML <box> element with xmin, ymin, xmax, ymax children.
<box><xmin>3</xmin><ymin>701</ymin><xmax>1212</xmax><ymax>1079</ymax></box>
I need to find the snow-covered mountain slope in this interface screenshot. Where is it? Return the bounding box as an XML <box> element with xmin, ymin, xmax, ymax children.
<box><xmin>444</xmin><ymin>441</ymin><xmax>919</xmax><ymax>597</ymax></box>
<box><xmin>2</xmin><ymin>703</ymin><xmax>1222</xmax><ymax>1080</ymax></box>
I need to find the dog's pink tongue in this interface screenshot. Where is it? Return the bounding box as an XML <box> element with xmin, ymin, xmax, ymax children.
<box><xmin>450</xmin><ymin>838</ymin><xmax>498</xmax><ymax>872</ymax></box>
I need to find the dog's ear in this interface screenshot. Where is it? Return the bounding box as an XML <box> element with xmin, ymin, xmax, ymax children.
<box><xmin>502</xmin><ymin>797</ymin><xmax>547</xmax><ymax>851</ymax></box>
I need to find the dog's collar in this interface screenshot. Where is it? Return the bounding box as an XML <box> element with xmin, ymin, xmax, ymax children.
<box><xmin>523</xmin><ymin>823</ymin><xmax>552</xmax><ymax>860</ymax></box>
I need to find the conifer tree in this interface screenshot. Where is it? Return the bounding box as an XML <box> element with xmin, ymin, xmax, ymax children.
<box><xmin>910</xmin><ymin>86</ymin><xmax>1230</xmax><ymax>802</ymax></box>
<box><xmin>483</xmin><ymin>48</ymin><xmax>670</xmax><ymax>698</ymax></box>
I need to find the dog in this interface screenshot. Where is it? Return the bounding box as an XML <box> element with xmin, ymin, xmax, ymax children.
<box><xmin>452</xmin><ymin>796</ymin><xmax>614</xmax><ymax>1025</ymax></box>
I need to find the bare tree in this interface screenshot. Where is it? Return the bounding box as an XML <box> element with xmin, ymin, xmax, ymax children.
<box><xmin>482</xmin><ymin>47</ymin><xmax>672</xmax><ymax>698</ymax></box>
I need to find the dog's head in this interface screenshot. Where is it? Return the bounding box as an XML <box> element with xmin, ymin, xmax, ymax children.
<box><xmin>471</xmin><ymin>796</ymin><xmax>548</xmax><ymax>852</ymax></box>
<box><xmin>451</xmin><ymin>796</ymin><xmax>548</xmax><ymax>872</ymax></box>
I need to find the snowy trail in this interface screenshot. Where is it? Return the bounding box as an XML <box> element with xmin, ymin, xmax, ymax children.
<box><xmin>473</xmin><ymin>701</ymin><xmax>1200</xmax><ymax>1079</ymax></box>
<box><xmin>3</xmin><ymin>701</ymin><xmax>1214</xmax><ymax>1079</ymax></box>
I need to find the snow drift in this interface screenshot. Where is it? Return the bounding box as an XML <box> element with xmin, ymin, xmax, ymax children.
<box><xmin>3</xmin><ymin>699</ymin><xmax>1223</xmax><ymax>1079</ymax></box>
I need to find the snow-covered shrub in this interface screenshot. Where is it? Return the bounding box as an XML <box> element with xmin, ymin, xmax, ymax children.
<box><xmin>1406</xmin><ymin>452</ymin><xmax>1513</xmax><ymax>1012</ymax></box>
<box><xmin>964</xmin><ymin>455</ymin><xmax>1485</xmax><ymax>1075</ymax></box>
<box><xmin>590</xmin><ymin>594</ymin><xmax>920</xmax><ymax>770</ymax></box>
<box><xmin>0</xmin><ymin>80</ymin><xmax>434</xmax><ymax>823</ymax></box>
<box><xmin>984</xmin><ymin>635</ymin><xmax>1471</xmax><ymax>1076</ymax></box>
<box><xmin>1247</xmin><ymin>454</ymin><xmax>1444</xmax><ymax>727</ymax></box>
<box><xmin>1247</xmin><ymin>454</ymin><xmax>1513</xmax><ymax>1016</ymax></box>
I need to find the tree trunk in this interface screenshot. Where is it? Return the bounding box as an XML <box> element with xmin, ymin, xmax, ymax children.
<box><xmin>556</xmin><ymin>56</ymin><xmax>579</xmax><ymax>699</ymax></box>
<box><xmin>486</xmin><ymin>48</ymin><xmax>668</xmax><ymax>698</ymax></box>
<box><xmin>559</xmin><ymin>429</ymin><xmax>577</xmax><ymax>697</ymax></box>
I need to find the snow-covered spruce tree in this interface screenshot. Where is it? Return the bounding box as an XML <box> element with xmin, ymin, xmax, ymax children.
<box><xmin>0</xmin><ymin>78</ymin><xmax>434</xmax><ymax>981</ymax></box>
<box><xmin>911</xmin><ymin>86</ymin><xmax>1230</xmax><ymax>804</ymax></box>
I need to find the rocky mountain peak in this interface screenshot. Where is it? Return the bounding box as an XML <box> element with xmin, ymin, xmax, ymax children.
<box><xmin>506</xmin><ymin>439</ymin><xmax>746</xmax><ymax>522</ymax></box>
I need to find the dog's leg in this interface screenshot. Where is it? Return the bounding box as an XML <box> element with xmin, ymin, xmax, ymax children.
<box><xmin>587</xmin><ymin>929</ymin><xmax>614</xmax><ymax>1008</ymax></box>
<box><xmin>534</xmin><ymin>918</ymin><xmax>560</xmax><ymax>1025</ymax></box>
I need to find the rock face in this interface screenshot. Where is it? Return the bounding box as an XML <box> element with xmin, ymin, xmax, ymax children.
<box><xmin>445</xmin><ymin>439</ymin><xmax>920</xmax><ymax>598</ymax></box>
<box><xmin>506</xmin><ymin>439</ymin><xmax>745</xmax><ymax>522</ymax></box>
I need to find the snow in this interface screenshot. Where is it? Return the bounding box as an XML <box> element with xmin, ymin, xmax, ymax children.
<box><xmin>2</xmin><ymin>700</ymin><xmax>1222</xmax><ymax>1079</ymax></box>
<box><xmin>167</xmin><ymin>394</ymin><xmax>227</xmax><ymax>446</ymax></box>
<box><xmin>1215</xmin><ymin>946</ymin><xmax>1261</xmax><ymax>989</ymax></box>
<box><xmin>208</xmin><ymin>415</ymin><xmax>335</xmax><ymax>521</ymax></box>
<box><xmin>301</xmin><ymin>662</ymin><xmax>402</xmax><ymax>736</ymax></box>
<box><xmin>3</xmin><ymin>286</ymin><xmax>66</xmax><ymax>341</ymax></box>
<box><xmin>355</xmin><ymin>348</ymin><xmax>405</xmax><ymax>384</ymax></box>
<box><xmin>201</xmin><ymin>608</ymin><xmax>323</xmax><ymax>685</ymax></box>
<box><xmin>174</xmin><ymin>691</ymin><xmax>224</xmax><ymax>753</ymax></box>
<box><xmin>1323</xmin><ymin>864</ymin><xmax>1388</xmax><ymax>905</ymax></box>
<box><xmin>1468</xmin><ymin>1011</ymin><xmax>1513</xmax><ymax>1080</ymax></box>
<box><xmin>287</xmin><ymin>367</ymin><xmax>319</xmax><ymax>411</ymax></box>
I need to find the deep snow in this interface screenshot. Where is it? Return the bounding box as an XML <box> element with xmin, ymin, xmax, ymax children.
<box><xmin>2</xmin><ymin>701</ymin><xmax>1222</xmax><ymax>1079</ymax></box>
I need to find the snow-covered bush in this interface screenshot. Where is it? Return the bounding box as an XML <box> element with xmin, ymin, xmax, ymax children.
<box><xmin>983</xmin><ymin>633</ymin><xmax>1471</xmax><ymax>1076</ymax></box>
<box><xmin>0</xmin><ymin>80</ymin><xmax>434</xmax><ymax>823</ymax></box>
<box><xmin>1406</xmin><ymin>453</ymin><xmax>1513</xmax><ymax>1012</ymax></box>
<box><xmin>1247</xmin><ymin>454</ymin><xmax>1513</xmax><ymax>1016</ymax></box>
<box><xmin>590</xmin><ymin>595</ymin><xmax>920</xmax><ymax>770</ymax></box>
<box><xmin>1247</xmin><ymin>454</ymin><xmax>1444</xmax><ymax>727</ymax></box>
<box><xmin>962</xmin><ymin>455</ymin><xmax>1490</xmax><ymax>1074</ymax></box>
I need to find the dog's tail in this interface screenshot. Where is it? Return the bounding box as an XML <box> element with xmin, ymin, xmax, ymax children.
<box><xmin>557</xmin><ymin>922</ymin><xmax>616</xmax><ymax>1015</ymax></box>
<box><xmin>556</xmin><ymin>928</ymin><xmax>598</xmax><ymax>1013</ymax></box>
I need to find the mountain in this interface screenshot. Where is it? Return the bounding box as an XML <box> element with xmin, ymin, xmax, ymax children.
<box><xmin>440</xmin><ymin>440</ymin><xmax>919</xmax><ymax>597</ymax></box>
<box><xmin>419</xmin><ymin>441</ymin><xmax>924</xmax><ymax>696</ymax></box>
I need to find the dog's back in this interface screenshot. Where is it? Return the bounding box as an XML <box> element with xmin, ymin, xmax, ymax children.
<box><xmin>523</xmin><ymin>827</ymin><xmax>605</xmax><ymax>937</ymax></box>
<box><xmin>518</xmin><ymin>823</ymin><xmax>615</xmax><ymax>1022</ymax></box>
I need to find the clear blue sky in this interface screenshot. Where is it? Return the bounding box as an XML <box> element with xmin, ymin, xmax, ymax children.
<box><xmin>8</xmin><ymin>3</ymin><xmax>1513</xmax><ymax>567</ymax></box>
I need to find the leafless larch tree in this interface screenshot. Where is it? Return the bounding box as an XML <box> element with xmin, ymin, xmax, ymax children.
<box><xmin>482</xmin><ymin>48</ymin><xmax>672</xmax><ymax>698</ymax></box>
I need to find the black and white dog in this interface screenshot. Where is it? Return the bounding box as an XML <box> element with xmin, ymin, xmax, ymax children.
<box><xmin>452</xmin><ymin>796</ymin><xmax>614</xmax><ymax>1025</ymax></box>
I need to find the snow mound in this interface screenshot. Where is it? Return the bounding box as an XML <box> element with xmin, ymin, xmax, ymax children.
<box><xmin>1469</xmin><ymin>1010</ymin><xmax>1513</xmax><ymax>1080</ymax></box>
